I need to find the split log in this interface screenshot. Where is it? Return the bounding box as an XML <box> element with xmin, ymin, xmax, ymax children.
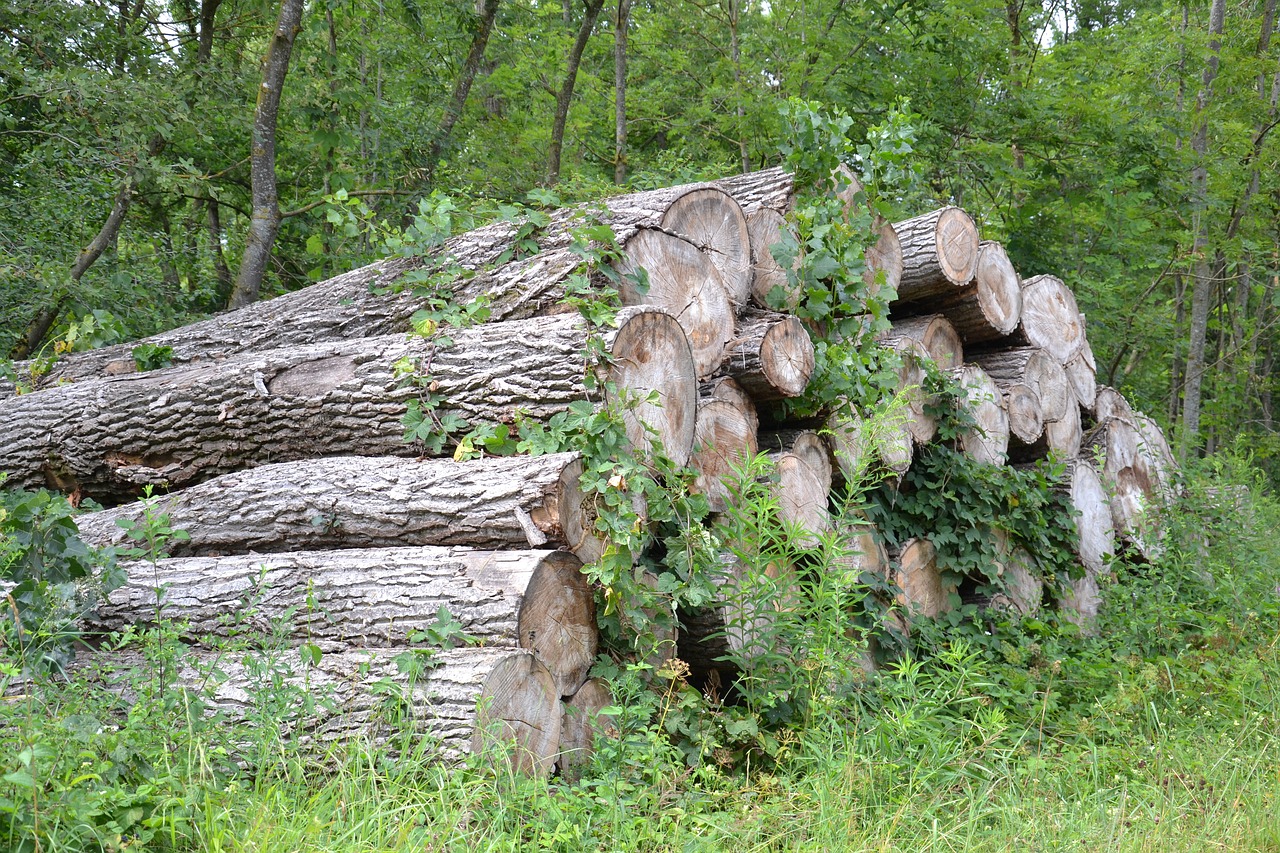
<box><xmin>677</xmin><ymin>555</ymin><xmax>798</xmax><ymax>681</ymax></box>
<box><xmin>79</xmin><ymin>646</ymin><xmax>562</xmax><ymax>775</ymax></box>
<box><xmin>892</xmin><ymin>538</ymin><xmax>954</xmax><ymax>618</ymax></box>
<box><xmin>880</xmin><ymin>314</ymin><xmax>964</xmax><ymax>370</ymax></box>
<box><xmin>971</xmin><ymin>347</ymin><xmax>1070</xmax><ymax>423</ymax></box>
<box><xmin>1</xmin><ymin>309</ymin><xmax>696</xmax><ymax>501</ymax></box>
<box><xmin>74</xmin><ymin>453</ymin><xmax>612</xmax><ymax>562</ymax></box>
<box><xmin>1091</xmin><ymin>385</ymin><xmax>1134</xmax><ymax>423</ymax></box>
<box><xmin>690</xmin><ymin>386</ymin><xmax>759</xmax><ymax>513</ymax></box>
<box><xmin>6</xmin><ymin>175</ymin><xmax>781</xmax><ymax>394</ymax></box>
<box><xmin>87</xmin><ymin>547</ymin><xmax>596</xmax><ymax>698</ymax></box>
<box><xmin>1065</xmin><ymin>335</ymin><xmax>1097</xmax><ymax>410</ymax></box>
<box><xmin>880</xmin><ymin>337</ymin><xmax>937</xmax><ymax>445</ymax></box>
<box><xmin>997</xmin><ymin>275</ymin><xmax>1085</xmax><ymax>365</ymax></box>
<box><xmin>1065</xmin><ymin>459</ymin><xmax>1116</xmax><ymax>575</ymax></box>
<box><xmin>715</xmin><ymin>310</ymin><xmax>815</xmax><ymax>400</ymax></box>
<box><xmin>891</xmin><ymin>207</ymin><xmax>981</xmax><ymax>303</ymax></box>
<box><xmin>949</xmin><ymin>365</ymin><xmax>1009</xmax><ymax>465</ymax></box>
<box><xmin>558</xmin><ymin>678</ymin><xmax>616</xmax><ymax>781</ymax></box>
<box><xmin>746</xmin><ymin>209</ymin><xmax>800</xmax><ymax>310</ymax></box>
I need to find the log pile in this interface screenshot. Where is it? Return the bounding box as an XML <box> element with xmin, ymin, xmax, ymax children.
<box><xmin>0</xmin><ymin>167</ymin><xmax>1177</xmax><ymax>776</ymax></box>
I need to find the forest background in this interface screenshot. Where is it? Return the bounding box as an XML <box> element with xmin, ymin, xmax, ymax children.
<box><xmin>2</xmin><ymin>0</ymin><xmax>1277</xmax><ymax>478</ymax></box>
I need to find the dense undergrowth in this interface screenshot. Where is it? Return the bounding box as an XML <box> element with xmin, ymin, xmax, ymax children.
<box><xmin>2</xmin><ymin>453</ymin><xmax>1278</xmax><ymax>852</ymax></box>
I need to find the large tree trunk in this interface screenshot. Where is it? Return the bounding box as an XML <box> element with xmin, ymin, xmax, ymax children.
<box><xmin>228</xmin><ymin>0</ymin><xmax>305</xmax><ymax>309</ymax></box>
<box><xmin>890</xmin><ymin>207</ymin><xmax>981</xmax><ymax>303</ymax></box>
<box><xmin>0</xmin><ymin>310</ymin><xmax>696</xmax><ymax>500</ymax></box>
<box><xmin>79</xmin><ymin>646</ymin><xmax>562</xmax><ymax>775</ymax></box>
<box><xmin>421</xmin><ymin>0</ymin><xmax>501</xmax><ymax>185</ymax></box>
<box><xmin>73</xmin><ymin>453</ymin><xmax>609</xmax><ymax>559</ymax></box>
<box><xmin>90</xmin><ymin>546</ymin><xmax>596</xmax><ymax>697</ymax></box>
<box><xmin>5</xmin><ymin>172</ymin><xmax>782</xmax><ymax>394</ymax></box>
<box><xmin>546</xmin><ymin>0</ymin><xmax>606</xmax><ymax>185</ymax></box>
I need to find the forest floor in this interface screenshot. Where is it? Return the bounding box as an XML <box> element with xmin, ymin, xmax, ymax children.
<box><xmin>2</xmin><ymin>455</ymin><xmax>1278</xmax><ymax>852</ymax></box>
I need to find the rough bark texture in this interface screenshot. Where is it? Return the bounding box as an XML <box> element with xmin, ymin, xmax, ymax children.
<box><xmin>88</xmin><ymin>546</ymin><xmax>596</xmax><ymax>697</ymax></box>
<box><xmin>228</xmin><ymin>0</ymin><xmax>305</xmax><ymax>309</ymax></box>
<box><xmin>892</xmin><ymin>207</ymin><xmax>981</xmax><ymax>303</ymax></box>
<box><xmin>74</xmin><ymin>453</ymin><xmax>601</xmax><ymax>559</ymax></box>
<box><xmin>77</xmin><ymin>646</ymin><xmax>562</xmax><ymax>775</ymax></box>
<box><xmin>893</xmin><ymin>538</ymin><xmax>954</xmax><ymax>618</ymax></box>
<box><xmin>690</xmin><ymin>393</ymin><xmax>758</xmax><ymax>513</ymax></box>
<box><xmin>715</xmin><ymin>310</ymin><xmax>815</xmax><ymax>400</ymax></box>
<box><xmin>2</xmin><ymin>310</ymin><xmax>694</xmax><ymax>501</ymax></box>
<box><xmin>971</xmin><ymin>347</ymin><xmax>1070</xmax><ymax>423</ymax></box>
<box><xmin>3</xmin><ymin>171</ymin><xmax>789</xmax><ymax>394</ymax></box>
<box><xmin>950</xmin><ymin>365</ymin><xmax>1010</xmax><ymax>465</ymax></box>
<box><xmin>881</xmin><ymin>314</ymin><xmax>964</xmax><ymax>370</ymax></box>
<box><xmin>996</xmin><ymin>275</ymin><xmax>1086</xmax><ymax>365</ymax></box>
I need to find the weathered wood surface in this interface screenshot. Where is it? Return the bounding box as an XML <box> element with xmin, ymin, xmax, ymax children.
<box><xmin>2</xmin><ymin>309</ymin><xmax>695</xmax><ymax>501</ymax></box>
<box><xmin>558</xmin><ymin>678</ymin><xmax>616</xmax><ymax>781</ymax></box>
<box><xmin>893</xmin><ymin>538</ymin><xmax>954</xmax><ymax>618</ymax></box>
<box><xmin>1091</xmin><ymin>385</ymin><xmax>1135</xmax><ymax>422</ymax></box>
<box><xmin>1065</xmin><ymin>335</ymin><xmax>1097</xmax><ymax>410</ymax></box>
<box><xmin>690</xmin><ymin>390</ymin><xmax>758</xmax><ymax>513</ymax></box>
<box><xmin>769</xmin><ymin>442</ymin><xmax>834</xmax><ymax>549</ymax></box>
<box><xmin>1066</xmin><ymin>459</ymin><xmax>1116</xmax><ymax>574</ymax></box>
<box><xmin>892</xmin><ymin>207</ymin><xmax>980</xmax><ymax>303</ymax></box>
<box><xmin>4</xmin><ymin>171</ymin><xmax>788</xmax><ymax>394</ymax></box>
<box><xmin>1084</xmin><ymin>417</ymin><xmax>1166</xmax><ymax>560</ymax></box>
<box><xmin>74</xmin><ymin>453</ymin><xmax>605</xmax><ymax>559</ymax></box>
<box><xmin>1003</xmin><ymin>383</ymin><xmax>1045</xmax><ymax>446</ymax></box>
<box><xmin>716</xmin><ymin>310</ymin><xmax>815</xmax><ymax>400</ymax></box>
<box><xmin>87</xmin><ymin>546</ymin><xmax>596</xmax><ymax>697</ymax></box>
<box><xmin>971</xmin><ymin>347</ymin><xmax>1070</xmax><ymax>423</ymax></box>
<box><xmin>657</xmin><ymin>187</ymin><xmax>752</xmax><ymax>309</ymax></box>
<box><xmin>77</xmin><ymin>646</ymin><xmax>563</xmax><ymax>775</ymax></box>
<box><xmin>881</xmin><ymin>314</ymin><xmax>964</xmax><ymax>370</ymax></box>
<box><xmin>880</xmin><ymin>337</ymin><xmax>937</xmax><ymax>446</ymax></box>
<box><xmin>747</xmin><ymin>208</ymin><xmax>799</xmax><ymax>310</ymax></box>
<box><xmin>949</xmin><ymin>365</ymin><xmax>1010</xmax><ymax>465</ymax></box>
<box><xmin>998</xmin><ymin>275</ymin><xmax>1086</xmax><ymax>365</ymax></box>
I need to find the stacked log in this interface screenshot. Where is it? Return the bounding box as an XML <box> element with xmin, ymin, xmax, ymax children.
<box><xmin>1</xmin><ymin>166</ymin><xmax>1182</xmax><ymax>774</ymax></box>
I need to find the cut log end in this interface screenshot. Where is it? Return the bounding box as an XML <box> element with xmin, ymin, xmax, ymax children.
<box><xmin>661</xmin><ymin>187</ymin><xmax>752</xmax><ymax>309</ymax></box>
<box><xmin>607</xmin><ymin>306</ymin><xmax>699</xmax><ymax>466</ymax></box>
<box><xmin>470</xmin><ymin>651</ymin><xmax>563</xmax><ymax>776</ymax></box>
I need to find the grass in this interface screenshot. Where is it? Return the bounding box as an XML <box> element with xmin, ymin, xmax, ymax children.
<box><xmin>3</xmin><ymin>456</ymin><xmax>1279</xmax><ymax>852</ymax></box>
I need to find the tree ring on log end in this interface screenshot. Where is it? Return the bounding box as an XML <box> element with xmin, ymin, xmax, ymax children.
<box><xmin>661</xmin><ymin>187</ymin><xmax>752</xmax><ymax>308</ymax></box>
<box><xmin>759</xmin><ymin>316</ymin><xmax>815</xmax><ymax>398</ymax></box>
<box><xmin>470</xmin><ymin>651</ymin><xmax>561</xmax><ymax>776</ymax></box>
<box><xmin>607</xmin><ymin>307</ymin><xmax>698</xmax><ymax>466</ymax></box>
<box><xmin>935</xmin><ymin>207</ymin><xmax>980</xmax><ymax>285</ymax></box>
<box><xmin>520</xmin><ymin>551</ymin><xmax>599</xmax><ymax>697</ymax></box>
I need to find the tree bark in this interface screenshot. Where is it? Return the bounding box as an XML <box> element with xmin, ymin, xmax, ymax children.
<box><xmin>546</xmin><ymin>0</ymin><xmax>606</xmax><ymax>185</ymax></box>
<box><xmin>228</xmin><ymin>0</ymin><xmax>306</xmax><ymax>309</ymax></box>
<box><xmin>613</xmin><ymin>0</ymin><xmax>631</xmax><ymax>185</ymax></box>
<box><xmin>73</xmin><ymin>452</ymin><xmax>604</xmax><ymax>558</ymax></box>
<box><xmin>1</xmin><ymin>310</ymin><xmax>695</xmax><ymax>500</ymax></box>
<box><xmin>890</xmin><ymin>207</ymin><xmax>980</xmax><ymax>303</ymax></box>
<box><xmin>880</xmin><ymin>314</ymin><xmax>964</xmax><ymax>370</ymax></box>
<box><xmin>422</xmin><ymin>0</ymin><xmax>501</xmax><ymax>185</ymax></box>
<box><xmin>4</xmin><ymin>172</ymin><xmax>785</xmax><ymax>393</ymax></box>
<box><xmin>1180</xmin><ymin>0</ymin><xmax>1228</xmax><ymax>457</ymax></box>
<box><xmin>78</xmin><ymin>646</ymin><xmax>562</xmax><ymax>775</ymax></box>
<box><xmin>895</xmin><ymin>241</ymin><xmax>1021</xmax><ymax>344</ymax></box>
<box><xmin>89</xmin><ymin>546</ymin><xmax>596</xmax><ymax>697</ymax></box>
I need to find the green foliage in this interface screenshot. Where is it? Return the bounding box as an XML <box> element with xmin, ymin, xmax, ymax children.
<box><xmin>0</xmin><ymin>485</ymin><xmax>121</xmax><ymax>674</ymax></box>
<box><xmin>130</xmin><ymin>343</ymin><xmax>173</xmax><ymax>372</ymax></box>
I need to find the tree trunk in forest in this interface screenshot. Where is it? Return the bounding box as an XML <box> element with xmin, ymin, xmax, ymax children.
<box><xmin>4</xmin><ymin>172</ymin><xmax>784</xmax><ymax>394</ymax></box>
<box><xmin>546</xmin><ymin>0</ymin><xmax>605</xmax><ymax>185</ymax></box>
<box><xmin>0</xmin><ymin>310</ymin><xmax>695</xmax><ymax>500</ymax></box>
<box><xmin>1180</xmin><ymin>0</ymin><xmax>1227</xmax><ymax>458</ymax></box>
<box><xmin>90</xmin><ymin>546</ymin><xmax>596</xmax><ymax>697</ymax></box>
<box><xmin>228</xmin><ymin>0</ymin><xmax>305</xmax><ymax>309</ymax></box>
<box><xmin>77</xmin><ymin>646</ymin><xmax>562</xmax><ymax>775</ymax></box>
<box><xmin>890</xmin><ymin>207</ymin><xmax>980</xmax><ymax>303</ymax></box>
<box><xmin>205</xmin><ymin>194</ymin><xmax>234</xmax><ymax>308</ymax></box>
<box><xmin>422</xmin><ymin>0</ymin><xmax>501</xmax><ymax>186</ymax></box>
<box><xmin>613</xmin><ymin>0</ymin><xmax>631</xmax><ymax>185</ymax></box>
<box><xmin>74</xmin><ymin>452</ymin><xmax>606</xmax><ymax>558</ymax></box>
<box><xmin>714</xmin><ymin>310</ymin><xmax>815</xmax><ymax>400</ymax></box>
